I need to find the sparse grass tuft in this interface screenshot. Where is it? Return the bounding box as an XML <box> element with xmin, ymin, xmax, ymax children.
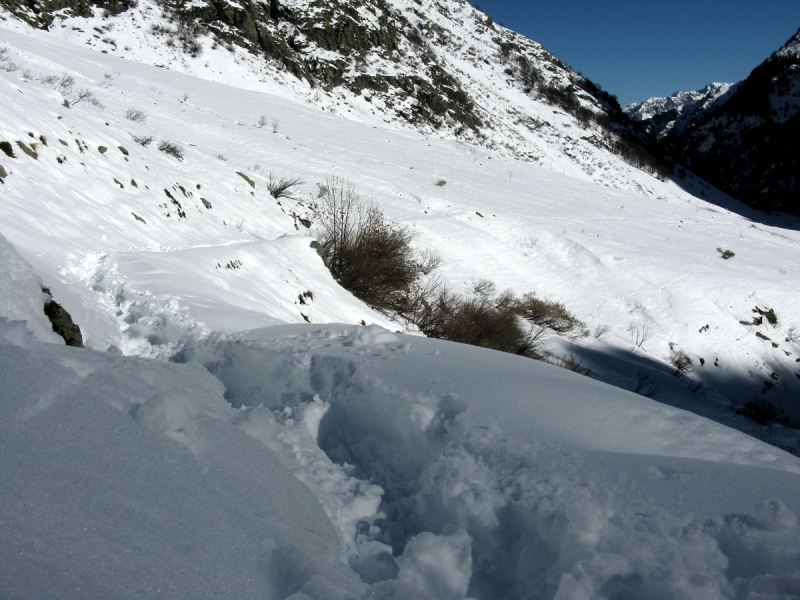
<box><xmin>132</xmin><ymin>134</ymin><xmax>154</xmax><ymax>147</ymax></box>
<box><xmin>125</xmin><ymin>108</ymin><xmax>147</xmax><ymax>122</ymax></box>
<box><xmin>268</xmin><ymin>174</ymin><xmax>303</xmax><ymax>199</ymax></box>
<box><xmin>158</xmin><ymin>140</ymin><xmax>184</xmax><ymax>159</ymax></box>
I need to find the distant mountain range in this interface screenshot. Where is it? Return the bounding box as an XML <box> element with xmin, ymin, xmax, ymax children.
<box><xmin>628</xmin><ymin>27</ymin><xmax>800</xmax><ymax>215</ymax></box>
<box><xmin>626</xmin><ymin>82</ymin><xmax>735</xmax><ymax>140</ymax></box>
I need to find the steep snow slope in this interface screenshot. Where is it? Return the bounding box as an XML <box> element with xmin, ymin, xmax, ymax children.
<box><xmin>3</xmin><ymin>238</ymin><xmax>800</xmax><ymax>599</ymax></box>
<box><xmin>1</xmin><ymin>26</ymin><xmax>800</xmax><ymax>449</ymax></box>
<box><xmin>1</xmin><ymin>0</ymin><xmax>663</xmax><ymax>191</ymax></box>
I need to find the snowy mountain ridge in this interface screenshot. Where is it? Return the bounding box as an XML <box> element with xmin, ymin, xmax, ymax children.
<box><xmin>625</xmin><ymin>82</ymin><xmax>734</xmax><ymax>139</ymax></box>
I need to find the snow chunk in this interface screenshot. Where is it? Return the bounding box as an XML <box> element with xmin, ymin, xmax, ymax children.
<box><xmin>0</xmin><ymin>233</ymin><xmax>61</xmax><ymax>344</ymax></box>
<box><xmin>343</xmin><ymin>324</ymin><xmax>401</xmax><ymax>347</ymax></box>
<box><xmin>398</xmin><ymin>530</ymin><xmax>473</xmax><ymax>600</ymax></box>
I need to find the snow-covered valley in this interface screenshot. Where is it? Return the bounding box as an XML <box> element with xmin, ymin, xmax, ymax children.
<box><xmin>2</xmin><ymin>4</ymin><xmax>800</xmax><ymax>598</ymax></box>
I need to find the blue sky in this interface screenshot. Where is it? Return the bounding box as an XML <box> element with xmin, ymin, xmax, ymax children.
<box><xmin>470</xmin><ymin>1</ymin><xmax>800</xmax><ymax>105</ymax></box>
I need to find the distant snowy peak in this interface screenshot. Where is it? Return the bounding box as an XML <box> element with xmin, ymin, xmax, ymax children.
<box><xmin>625</xmin><ymin>82</ymin><xmax>734</xmax><ymax>139</ymax></box>
<box><xmin>777</xmin><ymin>26</ymin><xmax>800</xmax><ymax>59</ymax></box>
<box><xmin>626</xmin><ymin>83</ymin><xmax>733</xmax><ymax>122</ymax></box>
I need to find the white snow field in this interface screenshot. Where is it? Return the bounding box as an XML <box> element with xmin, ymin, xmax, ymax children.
<box><xmin>2</xmin><ymin>9</ymin><xmax>800</xmax><ymax>599</ymax></box>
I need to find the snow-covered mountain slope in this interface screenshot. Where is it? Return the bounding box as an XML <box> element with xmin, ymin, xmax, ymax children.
<box><xmin>637</xmin><ymin>27</ymin><xmax>800</xmax><ymax>216</ymax></box>
<box><xmin>625</xmin><ymin>82</ymin><xmax>734</xmax><ymax>139</ymax></box>
<box><xmin>0</xmin><ymin>0</ymin><xmax>669</xmax><ymax>189</ymax></box>
<box><xmin>1</xmin><ymin>24</ymin><xmax>800</xmax><ymax>448</ymax></box>
<box><xmin>3</xmin><ymin>242</ymin><xmax>800</xmax><ymax>599</ymax></box>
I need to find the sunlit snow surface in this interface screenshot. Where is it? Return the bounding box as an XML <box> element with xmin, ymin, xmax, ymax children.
<box><xmin>3</xmin><ymin>234</ymin><xmax>800</xmax><ymax>599</ymax></box>
<box><xmin>2</xmin><ymin>9</ymin><xmax>800</xmax><ymax>599</ymax></box>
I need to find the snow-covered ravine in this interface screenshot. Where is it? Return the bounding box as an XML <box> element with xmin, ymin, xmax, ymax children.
<box><xmin>2</xmin><ymin>16</ymin><xmax>800</xmax><ymax>599</ymax></box>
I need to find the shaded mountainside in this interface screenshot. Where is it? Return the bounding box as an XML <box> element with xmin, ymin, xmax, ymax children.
<box><xmin>0</xmin><ymin>0</ymin><xmax>668</xmax><ymax>182</ymax></box>
<box><xmin>632</xmin><ymin>27</ymin><xmax>800</xmax><ymax>216</ymax></box>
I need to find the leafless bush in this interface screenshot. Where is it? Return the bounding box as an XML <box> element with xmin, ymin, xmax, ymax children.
<box><xmin>73</xmin><ymin>89</ymin><xmax>104</xmax><ymax>108</ymax></box>
<box><xmin>0</xmin><ymin>47</ymin><xmax>18</xmax><ymax>71</ymax></box>
<box><xmin>786</xmin><ymin>326</ymin><xmax>799</xmax><ymax>343</ymax></box>
<box><xmin>470</xmin><ymin>278</ymin><xmax>496</xmax><ymax>298</ymax></box>
<box><xmin>158</xmin><ymin>140</ymin><xmax>184</xmax><ymax>159</ymax></box>
<box><xmin>517</xmin><ymin>292</ymin><xmax>586</xmax><ymax>335</ymax></box>
<box><xmin>435</xmin><ymin>179</ymin><xmax>447</xmax><ymax>186</ymax></box>
<box><xmin>593</xmin><ymin>323</ymin><xmax>611</xmax><ymax>339</ymax></box>
<box><xmin>132</xmin><ymin>134</ymin><xmax>154</xmax><ymax>147</ymax></box>
<box><xmin>418</xmin><ymin>289</ymin><xmax>544</xmax><ymax>358</ymax></box>
<box><xmin>314</xmin><ymin>176</ymin><xmax>436</xmax><ymax>316</ymax></box>
<box><xmin>268</xmin><ymin>174</ymin><xmax>303</xmax><ymax>199</ymax></box>
<box><xmin>125</xmin><ymin>108</ymin><xmax>147</xmax><ymax>122</ymax></box>
<box><xmin>548</xmin><ymin>349</ymin><xmax>592</xmax><ymax>376</ymax></box>
<box><xmin>669</xmin><ymin>344</ymin><xmax>692</xmax><ymax>375</ymax></box>
<box><xmin>271</xmin><ymin>118</ymin><xmax>280</xmax><ymax>133</ymax></box>
<box><xmin>736</xmin><ymin>400</ymin><xmax>778</xmax><ymax>426</ymax></box>
<box><xmin>257</xmin><ymin>115</ymin><xmax>268</xmax><ymax>128</ymax></box>
<box><xmin>627</xmin><ymin>323</ymin><xmax>650</xmax><ymax>351</ymax></box>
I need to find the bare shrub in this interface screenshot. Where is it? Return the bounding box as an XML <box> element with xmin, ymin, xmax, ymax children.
<box><xmin>73</xmin><ymin>89</ymin><xmax>104</xmax><ymax>108</ymax></box>
<box><xmin>517</xmin><ymin>292</ymin><xmax>585</xmax><ymax>335</ymax></box>
<box><xmin>126</xmin><ymin>108</ymin><xmax>147</xmax><ymax>122</ymax></box>
<box><xmin>786</xmin><ymin>326</ymin><xmax>799</xmax><ymax>343</ymax></box>
<box><xmin>314</xmin><ymin>176</ymin><xmax>435</xmax><ymax>316</ymax></box>
<box><xmin>158</xmin><ymin>140</ymin><xmax>184</xmax><ymax>159</ymax></box>
<box><xmin>268</xmin><ymin>174</ymin><xmax>303</xmax><ymax>199</ymax></box>
<box><xmin>56</xmin><ymin>75</ymin><xmax>74</xmax><ymax>95</ymax></box>
<box><xmin>669</xmin><ymin>344</ymin><xmax>692</xmax><ymax>375</ymax></box>
<box><xmin>0</xmin><ymin>47</ymin><xmax>18</xmax><ymax>72</ymax></box>
<box><xmin>593</xmin><ymin>323</ymin><xmax>611</xmax><ymax>339</ymax></box>
<box><xmin>418</xmin><ymin>289</ymin><xmax>543</xmax><ymax>357</ymax></box>
<box><xmin>627</xmin><ymin>323</ymin><xmax>650</xmax><ymax>351</ymax></box>
<box><xmin>271</xmin><ymin>118</ymin><xmax>280</xmax><ymax>133</ymax></box>
<box><xmin>717</xmin><ymin>247</ymin><xmax>735</xmax><ymax>260</ymax></box>
<box><xmin>549</xmin><ymin>349</ymin><xmax>592</xmax><ymax>376</ymax></box>
<box><xmin>470</xmin><ymin>278</ymin><xmax>496</xmax><ymax>298</ymax></box>
<box><xmin>257</xmin><ymin>115</ymin><xmax>268</xmax><ymax>128</ymax></box>
<box><xmin>132</xmin><ymin>134</ymin><xmax>154</xmax><ymax>147</ymax></box>
<box><xmin>435</xmin><ymin>179</ymin><xmax>447</xmax><ymax>186</ymax></box>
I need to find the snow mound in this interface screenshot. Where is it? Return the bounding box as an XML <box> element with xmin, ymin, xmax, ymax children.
<box><xmin>173</xmin><ymin>324</ymin><xmax>800</xmax><ymax>599</ymax></box>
